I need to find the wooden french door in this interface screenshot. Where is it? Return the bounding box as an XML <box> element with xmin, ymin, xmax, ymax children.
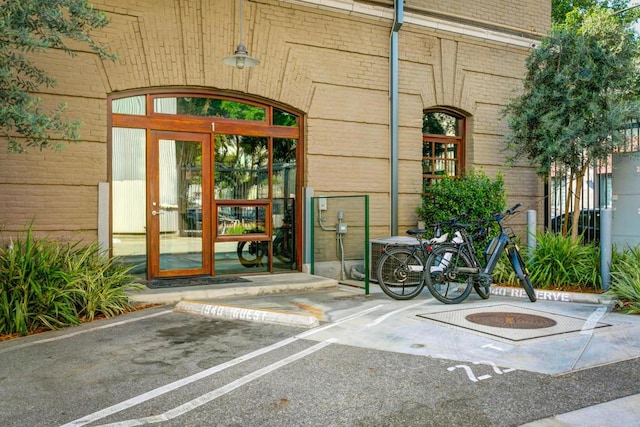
<box><xmin>148</xmin><ymin>131</ymin><xmax>212</xmax><ymax>278</ymax></box>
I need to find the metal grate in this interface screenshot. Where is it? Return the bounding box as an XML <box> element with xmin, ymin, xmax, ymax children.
<box><xmin>417</xmin><ymin>304</ymin><xmax>611</xmax><ymax>342</ymax></box>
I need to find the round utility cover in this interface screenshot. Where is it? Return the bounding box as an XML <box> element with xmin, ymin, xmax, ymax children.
<box><xmin>465</xmin><ymin>312</ymin><xmax>557</xmax><ymax>329</ymax></box>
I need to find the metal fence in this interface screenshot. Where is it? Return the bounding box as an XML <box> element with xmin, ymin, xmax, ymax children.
<box><xmin>546</xmin><ymin>121</ymin><xmax>640</xmax><ymax>242</ymax></box>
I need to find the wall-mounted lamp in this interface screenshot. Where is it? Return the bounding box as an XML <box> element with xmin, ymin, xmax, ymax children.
<box><xmin>223</xmin><ymin>0</ymin><xmax>259</xmax><ymax>69</ymax></box>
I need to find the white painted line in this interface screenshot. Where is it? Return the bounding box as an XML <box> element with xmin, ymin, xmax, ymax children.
<box><xmin>366</xmin><ymin>301</ymin><xmax>427</xmax><ymax>327</ymax></box>
<box><xmin>297</xmin><ymin>304</ymin><xmax>385</xmax><ymax>337</ymax></box>
<box><xmin>0</xmin><ymin>309</ymin><xmax>173</xmax><ymax>355</ymax></box>
<box><xmin>481</xmin><ymin>343</ymin><xmax>506</xmax><ymax>352</ymax></box>
<box><xmin>96</xmin><ymin>339</ymin><xmax>338</xmax><ymax>426</ymax></box>
<box><xmin>60</xmin><ymin>335</ymin><xmax>298</xmax><ymax>427</ymax></box>
<box><xmin>580</xmin><ymin>306</ymin><xmax>608</xmax><ymax>335</ymax></box>
<box><xmin>473</xmin><ymin>360</ymin><xmax>516</xmax><ymax>375</ymax></box>
<box><xmin>570</xmin><ymin>306</ymin><xmax>610</xmax><ymax>371</ymax></box>
<box><xmin>448</xmin><ymin>365</ymin><xmax>483</xmax><ymax>382</ymax></box>
<box><xmin>61</xmin><ymin>305</ymin><xmax>381</xmax><ymax>427</ymax></box>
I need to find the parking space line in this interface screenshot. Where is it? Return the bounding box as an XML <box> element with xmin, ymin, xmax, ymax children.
<box><xmin>581</xmin><ymin>306</ymin><xmax>608</xmax><ymax>335</ymax></box>
<box><xmin>61</xmin><ymin>305</ymin><xmax>382</xmax><ymax>427</ymax></box>
<box><xmin>0</xmin><ymin>310</ymin><xmax>174</xmax><ymax>355</ymax></box>
<box><xmin>96</xmin><ymin>339</ymin><xmax>338</xmax><ymax>427</ymax></box>
<box><xmin>366</xmin><ymin>301</ymin><xmax>427</xmax><ymax>327</ymax></box>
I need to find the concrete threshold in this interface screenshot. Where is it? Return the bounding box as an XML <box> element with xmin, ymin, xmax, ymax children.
<box><xmin>129</xmin><ymin>273</ymin><xmax>339</xmax><ymax>305</ymax></box>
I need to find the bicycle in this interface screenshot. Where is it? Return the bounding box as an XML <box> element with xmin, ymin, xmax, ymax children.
<box><xmin>375</xmin><ymin>219</ymin><xmax>463</xmax><ymax>300</ymax></box>
<box><xmin>237</xmin><ymin>208</ymin><xmax>293</xmax><ymax>267</ymax></box>
<box><xmin>424</xmin><ymin>203</ymin><xmax>537</xmax><ymax>304</ymax></box>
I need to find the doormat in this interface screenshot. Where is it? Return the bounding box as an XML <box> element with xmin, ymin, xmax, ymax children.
<box><xmin>144</xmin><ymin>276</ymin><xmax>252</xmax><ymax>289</ymax></box>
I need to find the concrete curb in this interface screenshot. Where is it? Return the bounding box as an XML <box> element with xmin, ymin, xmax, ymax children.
<box><xmin>130</xmin><ymin>276</ymin><xmax>338</xmax><ymax>305</ymax></box>
<box><xmin>174</xmin><ymin>300</ymin><xmax>320</xmax><ymax>328</ymax></box>
<box><xmin>491</xmin><ymin>285</ymin><xmax>615</xmax><ymax>305</ymax></box>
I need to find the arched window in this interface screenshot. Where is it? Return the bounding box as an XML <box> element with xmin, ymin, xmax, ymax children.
<box><xmin>422</xmin><ymin>110</ymin><xmax>465</xmax><ymax>189</ymax></box>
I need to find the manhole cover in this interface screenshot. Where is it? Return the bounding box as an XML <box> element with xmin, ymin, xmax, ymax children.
<box><xmin>466</xmin><ymin>312</ymin><xmax>557</xmax><ymax>329</ymax></box>
<box><xmin>417</xmin><ymin>304</ymin><xmax>611</xmax><ymax>341</ymax></box>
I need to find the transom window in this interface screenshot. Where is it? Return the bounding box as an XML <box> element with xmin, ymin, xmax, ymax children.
<box><xmin>422</xmin><ymin>110</ymin><xmax>465</xmax><ymax>188</ymax></box>
<box><xmin>109</xmin><ymin>90</ymin><xmax>302</xmax><ymax>278</ymax></box>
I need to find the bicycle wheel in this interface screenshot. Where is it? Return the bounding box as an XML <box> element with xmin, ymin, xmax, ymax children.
<box><xmin>273</xmin><ymin>232</ymin><xmax>292</xmax><ymax>263</ymax></box>
<box><xmin>376</xmin><ymin>247</ymin><xmax>425</xmax><ymax>300</ymax></box>
<box><xmin>473</xmin><ymin>281</ymin><xmax>491</xmax><ymax>299</ymax></box>
<box><xmin>237</xmin><ymin>241</ymin><xmax>268</xmax><ymax>267</ymax></box>
<box><xmin>508</xmin><ymin>246</ymin><xmax>537</xmax><ymax>302</ymax></box>
<box><xmin>424</xmin><ymin>245</ymin><xmax>474</xmax><ymax>304</ymax></box>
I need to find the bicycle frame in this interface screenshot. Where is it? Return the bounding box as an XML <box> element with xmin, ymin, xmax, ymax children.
<box><xmin>446</xmin><ymin>214</ymin><xmax>513</xmax><ymax>276</ymax></box>
<box><xmin>422</xmin><ymin>203</ymin><xmax>536</xmax><ymax>303</ymax></box>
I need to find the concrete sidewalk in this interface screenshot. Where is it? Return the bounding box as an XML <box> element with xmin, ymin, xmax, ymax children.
<box><xmin>131</xmin><ymin>272</ymin><xmax>614</xmax><ymax>306</ymax></box>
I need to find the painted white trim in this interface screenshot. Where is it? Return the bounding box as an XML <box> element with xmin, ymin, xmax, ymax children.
<box><xmin>281</xmin><ymin>0</ymin><xmax>538</xmax><ymax>48</ymax></box>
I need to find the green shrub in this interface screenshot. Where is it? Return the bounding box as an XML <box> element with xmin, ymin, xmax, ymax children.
<box><xmin>0</xmin><ymin>226</ymin><xmax>140</xmax><ymax>336</ymax></box>
<box><xmin>609</xmin><ymin>246</ymin><xmax>640</xmax><ymax>314</ymax></box>
<box><xmin>492</xmin><ymin>231</ymin><xmax>600</xmax><ymax>291</ymax></box>
<box><xmin>527</xmin><ymin>232</ymin><xmax>600</xmax><ymax>290</ymax></box>
<box><xmin>67</xmin><ymin>244</ymin><xmax>142</xmax><ymax>321</ymax></box>
<box><xmin>417</xmin><ymin>170</ymin><xmax>506</xmax><ymax>256</ymax></box>
<box><xmin>416</xmin><ymin>170</ymin><xmax>506</xmax><ymax>226</ymax></box>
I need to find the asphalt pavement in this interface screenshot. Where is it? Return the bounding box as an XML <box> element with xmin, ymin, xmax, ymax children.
<box><xmin>2</xmin><ymin>272</ymin><xmax>640</xmax><ymax>426</ymax></box>
<box><xmin>129</xmin><ymin>273</ymin><xmax>640</xmax><ymax>426</ymax></box>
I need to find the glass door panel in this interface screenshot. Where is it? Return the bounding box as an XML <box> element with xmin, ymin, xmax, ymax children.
<box><xmin>213</xmin><ymin>203</ymin><xmax>270</xmax><ymax>274</ymax></box>
<box><xmin>111</xmin><ymin>128</ymin><xmax>147</xmax><ymax>276</ymax></box>
<box><xmin>273</xmin><ymin>138</ymin><xmax>297</xmax><ymax>271</ymax></box>
<box><xmin>149</xmin><ymin>131</ymin><xmax>211</xmax><ymax>278</ymax></box>
<box><xmin>214</xmin><ymin>134</ymin><xmax>268</xmax><ymax>200</ymax></box>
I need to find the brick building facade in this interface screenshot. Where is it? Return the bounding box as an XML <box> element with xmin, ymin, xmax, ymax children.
<box><xmin>0</xmin><ymin>0</ymin><xmax>550</xmax><ymax>279</ymax></box>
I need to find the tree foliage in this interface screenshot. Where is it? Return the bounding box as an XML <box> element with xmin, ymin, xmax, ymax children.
<box><xmin>503</xmin><ymin>8</ymin><xmax>640</xmax><ymax>240</ymax></box>
<box><xmin>0</xmin><ymin>0</ymin><xmax>116</xmax><ymax>153</ymax></box>
<box><xmin>552</xmin><ymin>0</ymin><xmax>640</xmax><ymax>25</ymax></box>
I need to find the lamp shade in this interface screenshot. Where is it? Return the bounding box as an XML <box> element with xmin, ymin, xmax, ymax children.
<box><xmin>222</xmin><ymin>42</ymin><xmax>260</xmax><ymax>69</ymax></box>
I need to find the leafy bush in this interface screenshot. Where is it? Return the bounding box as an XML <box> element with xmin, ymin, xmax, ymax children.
<box><xmin>527</xmin><ymin>232</ymin><xmax>600</xmax><ymax>290</ymax></box>
<box><xmin>416</xmin><ymin>170</ymin><xmax>506</xmax><ymax>226</ymax></box>
<box><xmin>417</xmin><ymin>170</ymin><xmax>506</xmax><ymax>256</ymax></box>
<box><xmin>609</xmin><ymin>246</ymin><xmax>640</xmax><ymax>314</ymax></box>
<box><xmin>0</xmin><ymin>226</ymin><xmax>140</xmax><ymax>336</ymax></box>
<box><xmin>67</xmin><ymin>244</ymin><xmax>141</xmax><ymax>321</ymax></box>
<box><xmin>492</xmin><ymin>231</ymin><xmax>600</xmax><ymax>291</ymax></box>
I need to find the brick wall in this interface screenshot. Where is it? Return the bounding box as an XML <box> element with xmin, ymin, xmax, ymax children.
<box><xmin>406</xmin><ymin>0</ymin><xmax>550</xmax><ymax>34</ymax></box>
<box><xmin>0</xmin><ymin>0</ymin><xmax>549</xmax><ymax>250</ymax></box>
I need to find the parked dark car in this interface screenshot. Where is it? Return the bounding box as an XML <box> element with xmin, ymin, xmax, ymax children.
<box><xmin>550</xmin><ymin>209</ymin><xmax>600</xmax><ymax>243</ymax></box>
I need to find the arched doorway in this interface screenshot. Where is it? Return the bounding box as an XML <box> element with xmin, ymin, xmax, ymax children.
<box><xmin>109</xmin><ymin>90</ymin><xmax>303</xmax><ymax>279</ymax></box>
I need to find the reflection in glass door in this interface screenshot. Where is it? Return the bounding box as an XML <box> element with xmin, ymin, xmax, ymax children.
<box><xmin>149</xmin><ymin>131</ymin><xmax>211</xmax><ymax>278</ymax></box>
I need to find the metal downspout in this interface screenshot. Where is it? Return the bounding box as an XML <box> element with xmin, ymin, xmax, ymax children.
<box><xmin>390</xmin><ymin>0</ymin><xmax>403</xmax><ymax>236</ymax></box>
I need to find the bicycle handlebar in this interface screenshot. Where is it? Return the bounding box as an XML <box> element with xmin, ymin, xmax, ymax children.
<box><xmin>408</xmin><ymin>206</ymin><xmax>523</xmax><ymax>237</ymax></box>
<box><xmin>407</xmin><ymin>212</ymin><xmax>469</xmax><ymax>237</ymax></box>
<box><xmin>506</xmin><ymin>203</ymin><xmax>522</xmax><ymax>216</ymax></box>
<box><xmin>473</xmin><ymin>203</ymin><xmax>524</xmax><ymax>226</ymax></box>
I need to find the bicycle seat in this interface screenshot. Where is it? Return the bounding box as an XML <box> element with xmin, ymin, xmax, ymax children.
<box><xmin>428</xmin><ymin>233</ymin><xmax>448</xmax><ymax>244</ymax></box>
<box><xmin>406</xmin><ymin>229</ymin><xmax>424</xmax><ymax>236</ymax></box>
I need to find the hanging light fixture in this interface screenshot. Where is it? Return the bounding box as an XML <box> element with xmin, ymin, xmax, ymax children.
<box><xmin>223</xmin><ymin>0</ymin><xmax>259</xmax><ymax>69</ymax></box>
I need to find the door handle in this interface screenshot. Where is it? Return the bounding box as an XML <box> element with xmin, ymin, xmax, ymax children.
<box><xmin>152</xmin><ymin>210</ymin><xmax>162</xmax><ymax>216</ymax></box>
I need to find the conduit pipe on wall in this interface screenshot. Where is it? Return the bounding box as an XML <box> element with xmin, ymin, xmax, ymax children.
<box><xmin>389</xmin><ymin>0</ymin><xmax>403</xmax><ymax>236</ymax></box>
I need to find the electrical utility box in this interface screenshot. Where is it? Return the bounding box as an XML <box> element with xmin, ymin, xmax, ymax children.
<box><xmin>612</xmin><ymin>153</ymin><xmax>640</xmax><ymax>248</ymax></box>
